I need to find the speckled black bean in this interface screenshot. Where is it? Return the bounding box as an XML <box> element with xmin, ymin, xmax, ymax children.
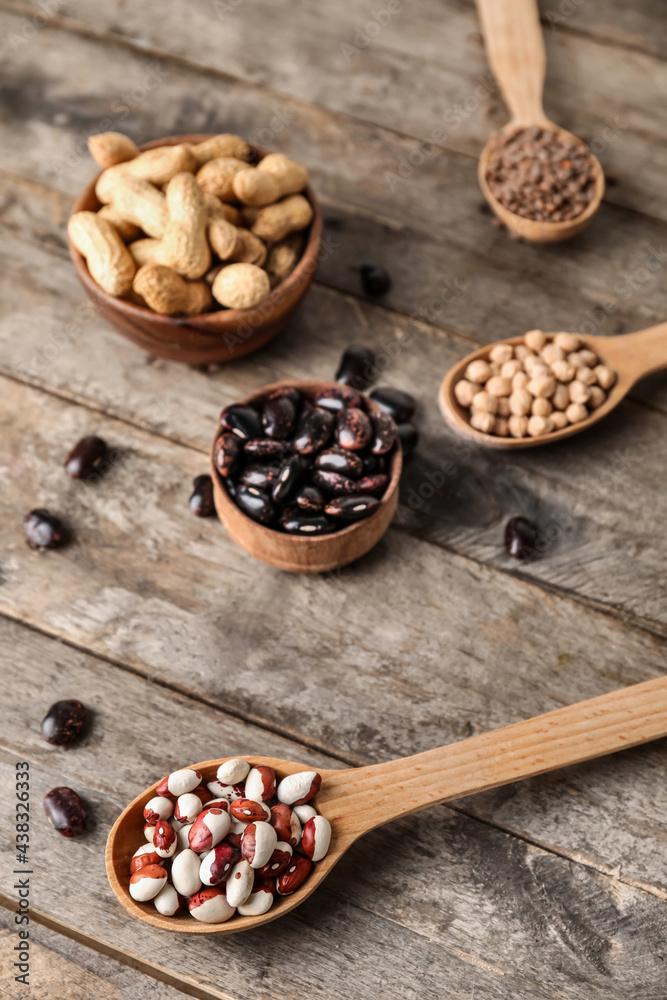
<box><xmin>355</xmin><ymin>474</ymin><xmax>389</xmax><ymax>496</ymax></box>
<box><xmin>189</xmin><ymin>474</ymin><xmax>216</xmax><ymax>517</ymax></box>
<box><xmin>243</xmin><ymin>438</ymin><xmax>288</xmax><ymax>460</ymax></box>
<box><xmin>371</xmin><ymin>411</ymin><xmax>399</xmax><ymax>455</ymax></box>
<box><xmin>23</xmin><ymin>509</ymin><xmax>67</xmax><ymax>550</ymax></box>
<box><xmin>397</xmin><ymin>422</ymin><xmax>419</xmax><ymax>458</ymax></box>
<box><xmin>41</xmin><ymin>700</ymin><xmax>87</xmax><ymax>746</ymax></box>
<box><xmin>324</xmin><ymin>495</ymin><xmax>381</xmax><ymax>521</ymax></box>
<box><xmin>369</xmin><ymin>387</ymin><xmax>416</xmax><ymax>423</ymax></box>
<box><xmin>220</xmin><ymin>405</ymin><xmax>262</xmax><ymax>440</ymax></box>
<box><xmin>336</xmin><ymin>408</ymin><xmax>373</xmax><ymax>451</ymax></box>
<box><xmin>335</xmin><ymin>345</ymin><xmax>377</xmax><ymax>391</ymax></box>
<box><xmin>239</xmin><ymin>464</ymin><xmax>278</xmax><ymax>491</ymax></box>
<box><xmin>269</xmin><ymin>386</ymin><xmax>302</xmax><ymax>410</ymax></box>
<box><xmin>313</xmin><ymin>386</ymin><xmax>363</xmax><ymax>413</ymax></box>
<box><xmin>280</xmin><ymin>513</ymin><xmax>337</xmax><ymax>535</ymax></box>
<box><xmin>315</xmin><ymin>448</ymin><xmax>363</xmax><ymax>480</ymax></box>
<box><xmin>44</xmin><ymin>787</ymin><xmax>87</xmax><ymax>837</ymax></box>
<box><xmin>505</xmin><ymin>516</ymin><xmax>538</xmax><ymax>560</ymax></box>
<box><xmin>235</xmin><ymin>486</ymin><xmax>277</xmax><ymax>525</ymax></box>
<box><xmin>294</xmin><ymin>485</ymin><xmax>325</xmax><ymax>513</ymax></box>
<box><xmin>361</xmin><ymin>452</ymin><xmax>386</xmax><ymax>475</ymax></box>
<box><xmin>262</xmin><ymin>395</ymin><xmax>297</xmax><ymax>440</ymax></box>
<box><xmin>64</xmin><ymin>436</ymin><xmax>108</xmax><ymax>479</ymax></box>
<box><xmin>312</xmin><ymin>470</ymin><xmax>359</xmax><ymax>496</ymax></box>
<box><xmin>213</xmin><ymin>433</ymin><xmax>241</xmax><ymax>479</ymax></box>
<box><xmin>293</xmin><ymin>406</ymin><xmax>334</xmax><ymax>455</ymax></box>
<box><xmin>271</xmin><ymin>456</ymin><xmax>304</xmax><ymax>504</ymax></box>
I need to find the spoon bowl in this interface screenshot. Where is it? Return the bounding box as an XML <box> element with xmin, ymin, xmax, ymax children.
<box><xmin>106</xmin><ymin>675</ymin><xmax>667</xmax><ymax>933</ymax></box>
<box><xmin>439</xmin><ymin>323</ymin><xmax>667</xmax><ymax>449</ymax></box>
<box><xmin>476</xmin><ymin>0</ymin><xmax>604</xmax><ymax>242</ymax></box>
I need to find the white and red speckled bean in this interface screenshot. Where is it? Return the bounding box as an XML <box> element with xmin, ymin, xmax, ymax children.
<box><xmin>244</xmin><ymin>766</ymin><xmax>276</xmax><ymax>803</ymax></box>
<box><xmin>153</xmin><ymin>819</ymin><xmax>177</xmax><ymax>859</ymax></box>
<box><xmin>269</xmin><ymin>803</ymin><xmax>301</xmax><ymax>847</ymax></box>
<box><xmin>300</xmin><ymin>815</ymin><xmax>331</xmax><ymax>862</ymax></box>
<box><xmin>129</xmin><ymin>864</ymin><xmax>167</xmax><ymax>902</ymax></box>
<box><xmin>130</xmin><ymin>845</ymin><xmax>160</xmax><ymax>874</ymax></box>
<box><xmin>174</xmin><ymin>792</ymin><xmax>204</xmax><ymax>825</ymax></box>
<box><xmin>188</xmin><ymin>807</ymin><xmax>231</xmax><ymax>853</ymax></box>
<box><xmin>143</xmin><ymin>795</ymin><xmax>173</xmax><ymax>825</ymax></box>
<box><xmin>143</xmin><ymin>822</ymin><xmax>156</xmax><ymax>842</ymax></box>
<box><xmin>156</xmin><ymin>768</ymin><xmax>202</xmax><ymax>797</ymax></box>
<box><xmin>238</xmin><ymin>878</ymin><xmax>275</xmax><ymax>916</ymax></box>
<box><xmin>206</xmin><ymin>780</ymin><xmax>245</xmax><ymax>801</ymax></box>
<box><xmin>200</xmin><ymin>842</ymin><xmax>237</xmax><ymax>886</ymax></box>
<box><xmin>216</xmin><ymin>758</ymin><xmax>250</xmax><ymax>785</ymax></box>
<box><xmin>176</xmin><ymin>823</ymin><xmax>194</xmax><ymax>851</ymax></box>
<box><xmin>257</xmin><ymin>841</ymin><xmax>292</xmax><ymax>877</ymax></box>
<box><xmin>225</xmin><ymin>860</ymin><xmax>254</xmax><ymax>907</ymax></box>
<box><xmin>188</xmin><ymin>887</ymin><xmax>235</xmax><ymax>923</ymax></box>
<box><xmin>230</xmin><ymin>798</ymin><xmax>271</xmax><ymax>823</ymax></box>
<box><xmin>241</xmin><ymin>821</ymin><xmax>277</xmax><ymax>869</ymax></box>
<box><xmin>276</xmin><ymin>771</ymin><xmax>321</xmax><ymax>806</ymax></box>
<box><xmin>171</xmin><ymin>848</ymin><xmax>202</xmax><ymax>897</ymax></box>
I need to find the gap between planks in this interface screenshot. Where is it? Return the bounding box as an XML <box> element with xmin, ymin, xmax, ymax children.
<box><xmin>3</xmin><ymin>0</ymin><xmax>667</xmax><ymax>234</ymax></box>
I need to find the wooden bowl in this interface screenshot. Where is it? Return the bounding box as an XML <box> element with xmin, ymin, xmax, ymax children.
<box><xmin>210</xmin><ymin>380</ymin><xmax>402</xmax><ymax>572</ymax></box>
<box><xmin>69</xmin><ymin>134</ymin><xmax>322</xmax><ymax>364</ymax></box>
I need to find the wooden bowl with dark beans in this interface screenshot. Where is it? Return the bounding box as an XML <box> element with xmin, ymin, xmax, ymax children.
<box><xmin>210</xmin><ymin>380</ymin><xmax>403</xmax><ymax>572</ymax></box>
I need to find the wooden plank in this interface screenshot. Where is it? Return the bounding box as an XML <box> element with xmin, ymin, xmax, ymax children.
<box><xmin>2</xmin><ymin>378</ymin><xmax>667</xmax><ymax>898</ymax></box>
<box><xmin>2</xmin><ymin>617</ymin><xmax>667</xmax><ymax>998</ymax></box>
<box><xmin>3</xmin><ymin>13</ymin><xmax>667</xmax><ymax>368</ymax></box>
<box><xmin>2</xmin><ymin>185</ymin><xmax>667</xmax><ymax>635</ymax></box>
<box><xmin>3</xmin><ymin>0</ymin><xmax>667</xmax><ymax>224</ymax></box>
<box><xmin>0</xmin><ymin>915</ymin><xmax>191</xmax><ymax>1000</ymax></box>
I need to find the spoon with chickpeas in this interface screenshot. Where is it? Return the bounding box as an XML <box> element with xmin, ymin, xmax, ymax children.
<box><xmin>439</xmin><ymin>323</ymin><xmax>667</xmax><ymax>448</ymax></box>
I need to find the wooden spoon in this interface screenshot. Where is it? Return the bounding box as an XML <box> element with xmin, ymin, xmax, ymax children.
<box><xmin>107</xmin><ymin>674</ymin><xmax>667</xmax><ymax>933</ymax></box>
<box><xmin>439</xmin><ymin>323</ymin><xmax>667</xmax><ymax>449</ymax></box>
<box><xmin>476</xmin><ymin>0</ymin><xmax>605</xmax><ymax>242</ymax></box>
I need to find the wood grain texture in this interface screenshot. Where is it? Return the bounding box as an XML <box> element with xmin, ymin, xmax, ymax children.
<box><xmin>3</xmin><ymin>0</ymin><xmax>667</xmax><ymax>224</ymax></box>
<box><xmin>2</xmin><ymin>197</ymin><xmax>667</xmax><ymax>632</ymax></box>
<box><xmin>0</xmin><ymin>917</ymin><xmax>189</xmax><ymax>1000</ymax></box>
<box><xmin>2</xmin><ymin>380</ymin><xmax>667</xmax><ymax>900</ymax></box>
<box><xmin>2</xmin><ymin>618</ymin><xmax>667</xmax><ymax>996</ymax></box>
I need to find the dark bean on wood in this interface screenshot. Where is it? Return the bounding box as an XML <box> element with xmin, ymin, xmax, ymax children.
<box><xmin>335</xmin><ymin>345</ymin><xmax>377</xmax><ymax>390</ymax></box>
<box><xmin>262</xmin><ymin>395</ymin><xmax>297</xmax><ymax>440</ymax></box>
<box><xmin>239</xmin><ymin>465</ymin><xmax>278</xmax><ymax>491</ymax></box>
<box><xmin>44</xmin><ymin>787</ymin><xmax>87</xmax><ymax>837</ymax></box>
<box><xmin>293</xmin><ymin>406</ymin><xmax>334</xmax><ymax>455</ymax></box>
<box><xmin>316</xmin><ymin>448</ymin><xmax>363</xmax><ymax>479</ymax></box>
<box><xmin>369</xmin><ymin>387</ymin><xmax>416</xmax><ymax>423</ymax></box>
<box><xmin>313</xmin><ymin>385</ymin><xmax>363</xmax><ymax>413</ymax></box>
<box><xmin>235</xmin><ymin>486</ymin><xmax>277</xmax><ymax>525</ymax></box>
<box><xmin>355</xmin><ymin>474</ymin><xmax>389</xmax><ymax>496</ymax></box>
<box><xmin>272</xmin><ymin>456</ymin><xmax>304</xmax><ymax>504</ymax></box>
<box><xmin>64</xmin><ymin>436</ymin><xmax>108</xmax><ymax>479</ymax></box>
<box><xmin>312</xmin><ymin>470</ymin><xmax>359</xmax><ymax>496</ymax></box>
<box><xmin>189</xmin><ymin>474</ymin><xmax>216</xmax><ymax>517</ymax></box>
<box><xmin>213</xmin><ymin>433</ymin><xmax>241</xmax><ymax>479</ymax></box>
<box><xmin>359</xmin><ymin>264</ymin><xmax>392</xmax><ymax>297</ymax></box>
<box><xmin>41</xmin><ymin>700</ymin><xmax>87</xmax><ymax>745</ymax></box>
<box><xmin>371</xmin><ymin>411</ymin><xmax>399</xmax><ymax>455</ymax></box>
<box><xmin>294</xmin><ymin>485</ymin><xmax>325</xmax><ymax>513</ymax></box>
<box><xmin>280</xmin><ymin>513</ymin><xmax>337</xmax><ymax>535</ymax></box>
<box><xmin>243</xmin><ymin>438</ymin><xmax>288</xmax><ymax>460</ymax></box>
<box><xmin>23</xmin><ymin>509</ymin><xmax>67</xmax><ymax>550</ymax></box>
<box><xmin>504</xmin><ymin>516</ymin><xmax>538</xmax><ymax>560</ymax></box>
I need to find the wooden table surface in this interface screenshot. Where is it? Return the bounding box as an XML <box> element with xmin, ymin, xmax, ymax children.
<box><xmin>1</xmin><ymin>1</ymin><xmax>667</xmax><ymax>997</ymax></box>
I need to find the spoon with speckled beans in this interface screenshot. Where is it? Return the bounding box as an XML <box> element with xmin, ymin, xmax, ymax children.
<box><xmin>440</xmin><ymin>324</ymin><xmax>667</xmax><ymax>449</ymax></box>
<box><xmin>475</xmin><ymin>0</ymin><xmax>605</xmax><ymax>242</ymax></box>
<box><xmin>106</xmin><ymin>675</ymin><xmax>667</xmax><ymax>933</ymax></box>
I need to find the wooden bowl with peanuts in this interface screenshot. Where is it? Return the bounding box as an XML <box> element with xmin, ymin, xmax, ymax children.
<box><xmin>68</xmin><ymin>133</ymin><xmax>322</xmax><ymax>364</ymax></box>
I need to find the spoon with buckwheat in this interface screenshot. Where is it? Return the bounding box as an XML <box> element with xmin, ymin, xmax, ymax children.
<box><xmin>439</xmin><ymin>323</ymin><xmax>667</xmax><ymax>449</ymax></box>
<box><xmin>476</xmin><ymin>0</ymin><xmax>605</xmax><ymax>242</ymax></box>
<box><xmin>107</xmin><ymin>674</ymin><xmax>667</xmax><ymax>933</ymax></box>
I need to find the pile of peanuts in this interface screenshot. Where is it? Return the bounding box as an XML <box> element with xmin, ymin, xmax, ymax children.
<box><xmin>129</xmin><ymin>759</ymin><xmax>330</xmax><ymax>923</ymax></box>
<box><xmin>454</xmin><ymin>330</ymin><xmax>616</xmax><ymax>438</ymax></box>
<box><xmin>68</xmin><ymin>132</ymin><xmax>313</xmax><ymax>315</ymax></box>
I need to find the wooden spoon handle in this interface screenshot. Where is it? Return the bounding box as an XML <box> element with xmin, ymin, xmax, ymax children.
<box><xmin>338</xmin><ymin>676</ymin><xmax>667</xmax><ymax>834</ymax></box>
<box><xmin>475</xmin><ymin>0</ymin><xmax>549</xmax><ymax>127</ymax></box>
<box><xmin>589</xmin><ymin>322</ymin><xmax>667</xmax><ymax>383</ymax></box>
